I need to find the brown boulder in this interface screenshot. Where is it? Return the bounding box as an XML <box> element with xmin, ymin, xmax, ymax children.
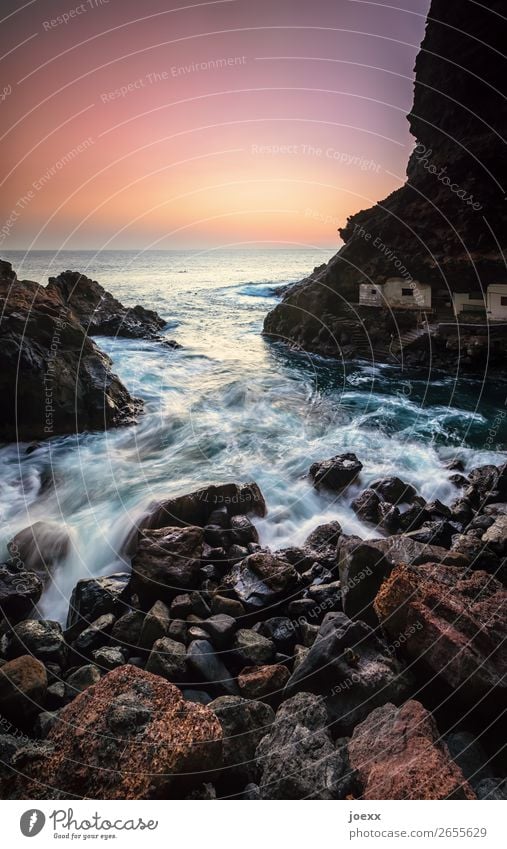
<box><xmin>131</xmin><ymin>526</ymin><xmax>204</xmax><ymax>601</ymax></box>
<box><xmin>348</xmin><ymin>700</ymin><xmax>475</xmax><ymax>799</ymax></box>
<box><xmin>142</xmin><ymin>482</ymin><xmax>266</xmax><ymax>531</ymax></box>
<box><xmin>375</xmin><ymin>562</ymin><xmax>507</xmax><ymax>714</ymax></box>
<box><xmin>0</xmin><ymin>655</ymin><xmax>47</xmax><ymax>722</ymax></box>
<box><xmin>5</xmin><ymin>665</ymin><xmax>222</xmax><ymax>799</ymax></box>
<box><xmin>238</xmin><ymin>664</ymin><xmax>290</xmax><ymax>701</ymax></box>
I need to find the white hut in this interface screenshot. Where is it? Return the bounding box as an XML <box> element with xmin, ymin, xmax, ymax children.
<box><xmin>487</xmin><ymin>284</ymin><xmax>507</xmax><ymax>320</ymax></box>
<box><xmin>359</xmin><ymin>278</ymin><xmax>431</xmax><ymax>310</ymax></box>
<box><xmin>452</xmin><ymin>293</ymin><xmax>486</xmax><ymax>315</ymax></box>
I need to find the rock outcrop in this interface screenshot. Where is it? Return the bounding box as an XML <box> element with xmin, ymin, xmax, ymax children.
<box><xmin>46</xmin><ymin>270</ymin><xmax>173</xmax><ymax>342</ymax></box>
<box><xmin>263</xmin><ymin>0</ymin><xmax>507</xmax><ymax>371</ymax></box>
<box><xmin>348</xmin><ymin>700</ymin><xmax>475</xmax><ymax>799</ymax></box>
<box><xmin>3</xmin><ymin>665</ymin><xmax>222</xmax><ymax>799</ymax></box>
<box><xmin>0</xmin><ymin>260</ymin><xmax>142</xmax><ymax>440</ymax></box>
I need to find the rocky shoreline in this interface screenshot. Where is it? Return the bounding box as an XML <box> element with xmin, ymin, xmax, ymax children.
<box><xmin>1</xmin><ymin>458</ymin><xmax>505</xmax><ymax>799</ymax></box>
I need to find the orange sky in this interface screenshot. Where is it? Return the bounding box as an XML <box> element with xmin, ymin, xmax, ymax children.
<box><xmin>1</xmin><ymin>0</ymin><xmax>430</xmax><ymax>250</ymax></box>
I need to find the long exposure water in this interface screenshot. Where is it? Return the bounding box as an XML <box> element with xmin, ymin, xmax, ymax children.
<box><xmin>2</xmin><ymin>248</ymin><xmax>506</xmax><ymax>621</ymax></box>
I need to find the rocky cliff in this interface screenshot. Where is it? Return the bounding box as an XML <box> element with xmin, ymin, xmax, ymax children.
<box><xmin>0</xmin><ymin>260</ymin><xmax>142</xmax><ymax>441</ymax></box>
<box><xmin>263</xmin><ymin>0</ymin><xmax>506</xmax><ymax>368</ymax></box>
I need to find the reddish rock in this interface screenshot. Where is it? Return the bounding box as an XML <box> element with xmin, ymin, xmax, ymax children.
<box><xmin>375</xmin><ymin>562</ymin><xmax>506</xmax><ymax>714</ymax></box>
<box><xmin>5</xmin><ymin>665</ymin><xmax>222</xmax><ymax>799</ymax></box>
<box><xmin>348</xmin><ymin>700</ymin><xmax>475</xmax><ymax>799</ymax></box>
<box><xmin>0</xmin><ymin>655</ymin><xmax>47</xmax><ymax>721</ymax></box>
<box><xmin>238</xmin><ymin>664</ymin><xmax>290</xmax><ymax>701</ymax></box>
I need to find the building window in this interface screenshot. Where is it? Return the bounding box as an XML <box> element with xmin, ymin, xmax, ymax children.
<box><xmin>501</xmin><ymin>297</ymin><xmax>507</xmax><ymax>306</ymax></box>
<box><xmin>401</xmin><ymin>288</ymin><xmax>413</xmax><ymax>297</ymax></box>
<box><xmin>371</xmin><ymin>289</ymin><xmax>377</xmax><ymax>295</ymax></box>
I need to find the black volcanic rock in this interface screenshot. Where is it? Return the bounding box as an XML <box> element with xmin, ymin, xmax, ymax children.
<box><xmin>46</xmin><ymin>270</ymin><xmax>169</xmax><ymax>341</ymax></box>
<box><xmin>0</xmin><ymin>260</ymin><xmax>142</xmax><ymax>440</ymax></box>
<box><xmin>263</xmin><ymin>1</ymin><xmax>507</xmax><ymax>370</ymax></box>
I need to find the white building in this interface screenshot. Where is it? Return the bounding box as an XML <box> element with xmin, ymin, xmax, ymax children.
<box><xmin>452</xmin><ymin>292</ymin><xmax>486</xmax><ymax>316</ymax></box>
<box><xmin>359</xmin><ymin>277</ymin><xmax>432</xmax><ymax>310</ymax></box>
<box><xmin>452</xmin><ymin>285</ymin><xmax>507</xmax><ymax>320</ymax></box>
<box><xmin>487</xmin><ymin>284</ymin><xmax>507</xmax><ymax>320</ymax></box>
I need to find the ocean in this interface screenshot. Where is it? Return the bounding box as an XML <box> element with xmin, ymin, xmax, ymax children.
<box><xmin>1</xmin><ymin>248</ymin><xmax>506</xmax><ymax>621</ymax></box>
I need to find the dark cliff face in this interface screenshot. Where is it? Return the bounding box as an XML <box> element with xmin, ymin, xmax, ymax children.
<box><xmin>263</xmin><ymin>0</ymin><xmax>506</xmax><ymax>361</ymax></box>
<box><xmin>0</xmin><ymin>260</ymin><xmax>143</xmax><ymax>442</ymax></box>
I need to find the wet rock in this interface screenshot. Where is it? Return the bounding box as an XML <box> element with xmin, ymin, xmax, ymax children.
<box><xmin>351</xmin><ymin>489</ymin><xmax>381</xmax><ymax>524</ymax></box>
<box><xmin>375</xmin><ymin>562</ymin><xmax>507</xmax><ymax>716</ymax></box>
<box><xmin>482</xmin><ymin>515</ymin><xmax>507</xmax><ymax>555</ymax></box>
<box><xmin>200</xmin><ymin>615</ymin><xmax>236</xmax><ymax>649</ymax></box>
<box><xmin>337</xmin><ymin>536</ymin><xmax>391</xmax><ymax>626</ymax></box>
<box><xmin>377</xmin><ymin>501</ymin><xmax>401</xmax><ymax>533</ymax></box>
<box><xmin>110</xmin><ymin>609</ymin><xmax>144</xmax><ymax>651</ymax></box>
<box><xmin>92</xmin><ymin>646</ymin><xmax>127</xmax><ymax>670</ymax></box>
<box><xmin>66</xmin><ymin>573</ymin><xmax>130</xmax><ymax>632</ymax></box>
<box><xmin>237</xmin><ymin>664</ymin><xmax>290</xmax><ymax>702</ymax></box>
<box><xmin>221</xmin><ymin>550</ymin><xmax>298</xmax><ymax>611</ymax></box>
<box><xmin>3</xmin><ymin>665</ymin><xmax>222</xmax><ymax>799</ymax></box>
<box><xmin>182</xmin><ymin>689</ymin><xmax>212</xmax><ymax>705</ymax></box>
<box><xmin>475</xmin><ymin>778</ymin><xmax>507</xmax><ymax>800</ymax></box>
<box><xmin>46</xmin><ymin>681</ymin><xmax>66</xmax><ymax>710</ymax></box>
<box><xmin>445</xmin><ymin>731</ymin><xmax>494</xmax><ymax>789</ymax></box>
<box><xmin>187</xmin><ymin>639</ymin><xmax>239</xmax><ymax>696</ymax></box>
<box><xmin>303</xmin><ymin>521</ymin><xmax>342</xmax><ymax>566</ymax></box>
<box><xmin>287</xmin><ymin>612</ymin><xmax>411</xmax><ymax>733</ymax></box>
<box><xmin>65</xmin><ymin>664</ymin><xmax>101</xmax><ymax>696</ymax></box>
<box><xmin>255</xmin><ymin>617</ymin><xmax>298</xmax><ymax>653</ymax></box>
<box><xmin>231</xmin><ymin>629</ymin><xmax>275</xmax><ymax>667</ymax></box>
<box><xmin>230</xmin><ymin>515</ymin><xmax>259</xmax><ymax>547</ymax></box>
<box><xmin>7</xmin><ymin>521</ymin><xmax>72</xmax><ymax>585</ymax></box>
<box><xmin>404</xmin><ymin>519</ymin><xmax>457</xmax><ymax>549</ymax></box>
<box><xmin>131</xmin><ymin>526</ymin><xmax>204</xmax><ymax>601</ymax></box>
<box><xmin>397</xmin><ymin>503</ymin><xmax>430</xmax><ymax>532</ymax></box>
<box><xmin>142</xmin><ymin>482</ymin><xmax>266</xmax><ymax>531</ymax></box>
<box><xmin>210</xmin><ymin>695</ymin><xmax>274</xmax><ymax>786</ymax></box>
<box><xmin>139</xmin><ymin>600</ymin><xmax>171</xmax><ymax>649</ymax></box>
<box><xmin>73</xmin><ymin>613</ymin><xmax>116</xmax><ymax>655</ymax></box>
<box><xmin>370</xmin><ymin>476</ymin><xmax>417</xmax><ymax>504</ymax></box>
<box><xmin>293</xmin><ymin>644</ymin><xmax>310</xmax><ymax>670</ymax></box>
<box><xmin>348</xmin><ymin>700</ymin><xmax>475</xmax><ymax>799</ymax></box>
<box><xmin>0</xmin><ymin>655</ymin><xmax>47</xmax><ymax>722</ymax></box>
<box><xmin>0</xmin><ymin>566</ymin><xmax>43</xmax><ymax>624</ymax></box>
<box><xmin>3</xmin><ymin>619</ymin><xmax>66</xmax><ymax>666</ymax></box>
<box><xmin>47</xmin><ymin>270</ymin><xmax>167</xmax><ymax>340</ymax></box>
<box><xmin>145</xmin><ymin>637</ymin><xmax>187</xmax><ymax>683</ymax></box>
<box><xmin>368</xmin><ymin>534</ymin><xmax>469</xmax><ymax>569</ymax></box>
<box><xmin>0</xmin><ymin>262</ymin><xmax>143</xmax><ymax>441</ymax></box>
<box><xmin>309</xmin><ymin>452</ymin><xmax>362</xmax><ymax>492</ymax></box>
<box><xmin>450</xmin><ymin>534</ymin><xmax>500</xmax><ymax>575</ymax></box>
<box><xmin>256</xmin><ymin>692</ymin><xmax>356</xmax><ymax>799</ymax></box>
<box><xmin>33</xmin><ymin>710</ymin><xmax>59</xmax><ymax>739</ymax></box>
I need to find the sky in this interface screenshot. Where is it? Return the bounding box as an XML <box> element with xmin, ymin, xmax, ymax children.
<box><xmin>1</xmin><ymin>0</ymin><xmax>431</xmax><ymax>250</ymax></box>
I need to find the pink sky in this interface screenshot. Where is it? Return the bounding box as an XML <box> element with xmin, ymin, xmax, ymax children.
<box><xmin>1</xmin><ymin>0</ymin><xmax>431</xmax><ymax>250</ymax></box>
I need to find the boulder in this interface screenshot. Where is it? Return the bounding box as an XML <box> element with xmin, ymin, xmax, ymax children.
<box><xmin>66</xmin><ymin>573</ymin><xmax>130</xmax><ymax>631</ymax></box>
<box><xmin>370</xmin><ymin>476</ymin><xmax>417</xmax><ymax>504</ymax></box>
<box><xmin>110</xmin><ymin>609</ymin><xmax>144</xmax><ymax>650</ymax></box>
<box><xmin>3</xmin><ymin>665</ymin><xmax>222</xmax><ymax>799</ymax></box>
<box><xmin>0</xmin><ymin>261</ymin><xmax>142</xmax><ymax>441</ymax></box>
<box><xmin>337</xmin><ymin>536</ymin><xmax>391</xmax><ymax>626</ymax></box>
<box><xmin>73</xmin><ymin>613</ymin><xmax>116</xmax><ymax>655</ymax></box>
<box><xmin>231</xmin><ymin>630</ymin><xmax>275</xmax><ymax>667</ymax></box>
<box><xmin>230</xmin><ymin>515</ymin><xmax>259</xmax><ymax>547</ymax></box>
<box><xmin>0</xmin><ymin>566</ymin><xmax>43</xmax><ymax>623</ymax></box>
<box><xmin>375</xmin><ymin>562</ymin><xmax>507</xmax><ymax>715</ymax></box>
<box><xmin>348</xmin><ymin>700</ymin><xmax>475</xmax><ymax>799</ymax></box>
<box><xmin>131</xmin><ymin>526</ymin><xmax>203</xmax><ymax>601</ymax></box>
<box><xmin>210</xmin><ymin>695</ymin><xmax>274</xmax><ymax>785</ymax></box>
<box><xmin>351</xmin><ymin>489</ymin><xmax>381</xmax><ymax>524</ymax></box>
<box><xmin>285</xmin><ymin>612</ymin><xmax>412</xmax><ymax>733</ymax></box>
<box><xmin>142</xmin><ymin>482</ymin><xmax>266</xmax><ymax>531</ymax></box>
<box><xmin>255</xmin><ymin>616</ymin><xmax>298</xmax><ymax>653</ymax></box>
<box><xmin>309</xmin><ymin>452</ymin><xmax>362</xmax><ymax>491</ymax></box>
<box><xmin>303</xmin><ymin>520</ymin><xmax>342</xmax><ymax>567</ymax></box>
<box><xmin>92</xmin><ymin>646</ymin><xmax>127</xmax><ymax>670</ymax></box>
<box><xmin>145</xmin><ymin>637</ymin><xmax>187</xmax><ymax>682</ymax></box>
<box><xmin>256</xmin><ymin>692</ymin><xmax>356</xmax><ymax>799</ymax></box>
<box><xmin>46</xmin><ymin>270</ymin><xmax>167</xmax><ymax>340</ymax></box>
<box><xmin>3</xmin><ymin>619</ymin><xmax>66</xmax><ymax>666</ymax></box>
<box><xmin>187</xmin><ymin>639</ymin><xmax>239</xmax><ymax>696</ymax></box>
<box><xmin>221</xmin><ymin>550</ymin><xmax>299</xmax><ymax>611</ymax></box>
<box><xmin>367</xmin><ymin>534</ymin><xmax>469</xmax><ymax>569</ymax></box>
<box><xmin>139</xmin><ymin>600</ymin><xmax>171</xmax><ymax>649</ymax></box>
<box><xmin>482</xmin><ymin>515</ymin><xmax>507</xmax><ymax>555</ymax></box>
<box><xmin>200</xmin><ymin>615</ymin><xmax>236</xmax><ymax>649</ymax></box>
<box><xmin>237</xmin><ymin>664</ymin><xmax>290</xmax><ymax>701</ymax></box>
<box><xmin>7</xmin><ymin>521</ymin><xmax>72</xmax><ymax>585</ymax></box>
<box><xmin>65</xmin><ymin>664</ymin><xmax>101</xmax><ymax>696</ymax></box>
<box><xmin>0</xmin><ymin>655</ymin><xmax>47</xmax><ymax>722</ymax></box>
